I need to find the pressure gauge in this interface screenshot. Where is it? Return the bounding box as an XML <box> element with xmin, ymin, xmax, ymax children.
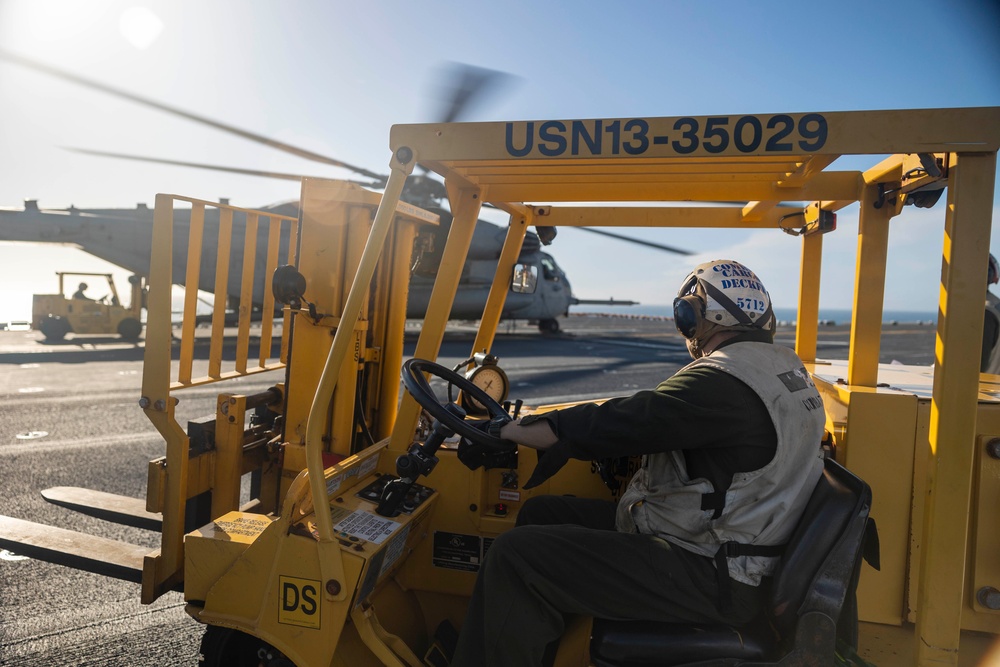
<box><xmin>461</xmin><ymin>356</ymin><xmax>510</xmax><ymax>415</ymax></box>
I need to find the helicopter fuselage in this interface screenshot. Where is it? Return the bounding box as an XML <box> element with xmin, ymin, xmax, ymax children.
<box><xmin>1</xmin><ymin>199</ymin><xmax>577</xmax><ymax>327</ymax></box>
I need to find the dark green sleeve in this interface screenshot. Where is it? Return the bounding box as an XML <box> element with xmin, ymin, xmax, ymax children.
<box><xmin>532</xmin><ymin>366</ymin><xmax>771</xmax><ymax>460</ymax></box>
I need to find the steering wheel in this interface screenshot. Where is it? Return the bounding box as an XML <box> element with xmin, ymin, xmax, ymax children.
<box><xmin>401</xmin><ymin>358</ymin><xmax>512</xmax><ymax>451</ymax></box>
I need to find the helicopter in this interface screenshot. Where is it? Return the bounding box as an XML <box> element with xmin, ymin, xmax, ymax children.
<box><xmin>0</xmin><ymin>196</ymin><xmax>589</xmax><ymax>333</ymax></box>
<box><xmin>0</xmin><ymin>52</ymin><xmax>692</xmax><ymax>332</ymax></box>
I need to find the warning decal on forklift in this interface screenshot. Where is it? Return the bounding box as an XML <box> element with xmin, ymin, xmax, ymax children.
<box><xmin>278</xmin><ymin>576</ymin><xmax>321</xmax><ymax>629</ymax></box>
<box><xmin>379</xmin><ymin>524</ymin><xmax>410</xmax><ymax>577</ymax></box>
<box><xmin>326</xmin><ymin>474</ymin><xmax>343</xmax><ymax>497</ymax></box>
<box><xmin>498</xmin><ymin>489</ymin><xmax>520</xmax><ymax>502</ymax></box>
<box><xmin>358</xmin><ymin>453</ymin><xmax>379</xmax><ymax>478</ymax></box>
<box><xmin>333</xmin><ymin>509</ymin><xmax>399</xmax><ymax>545</ymax></box>
<box><xmin>433</xmin><ymin>532</ymin><xmax>485</xmax><ymax>572</ymax></box>
<box><xmin>212</xmin><ymin>514</ymin><xmax>272</xmax><ymax>540</ymax></box>
<box><xmin>355</xmin><ymin>525</ymin><xmax>412</xmax><ymax>607</ymax></box>
<box><xmin>357</xmin><ymin>550</ymin><xmax>386</xmax><ymax>606</ymax></box>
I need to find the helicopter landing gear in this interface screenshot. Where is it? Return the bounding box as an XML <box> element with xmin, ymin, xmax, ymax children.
<box><xmin>538</xmin><ymin>318</ymin><xmax>560</xmax><ymax>334</ymax></box>
<box><xmin>199</xmin><ymin>626</ymin><xmax>294</xmax><ymax>667</ymax></box>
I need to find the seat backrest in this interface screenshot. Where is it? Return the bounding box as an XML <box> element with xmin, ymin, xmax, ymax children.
<box><xmin>769</xmin><ymin>458</ymin><xmax>873</xmax><ymax>639</ymax></box>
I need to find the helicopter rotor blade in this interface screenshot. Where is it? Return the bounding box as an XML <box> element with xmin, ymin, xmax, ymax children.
<box><xmin>571</xmin><ymin>227</ymin><xmax>694</xmax><ymax>256</ymax></box>
<box><xmin>432</xmin><ymin>62</ymin><xmax>517</xmax><ymax>124</ymax></box>
<box><xmin>5</xmin><ymin>49</ymin><xmax>523</xmax><ymax>210</ymax></box>
<box><xmin>0</xmin><ymin>48</ymin><xmax>386</xmax><ymax>183</ymax></box>
<box><xmin>64</xmin><ymin>147</ymin><xmax>378</xmax><ymax>187</ymax></box>
<box><xmin>412</xmin><ymin>62</ymin><xmax>518</xmax><ymax>182</ymax></box>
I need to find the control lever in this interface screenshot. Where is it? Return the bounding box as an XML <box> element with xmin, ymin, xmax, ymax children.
<box><xmin>502</xmin><ymin>399</ymin><xmax>523</xmax><ymax>419</ymax></box>
<box><xmin>376</xmin><ymin>403</ymin><xmax>466</xmax><ymax>517</ymax></box>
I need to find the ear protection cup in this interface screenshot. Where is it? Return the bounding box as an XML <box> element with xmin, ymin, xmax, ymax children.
<box><xmin>672</xmin><ymin>294</ymin><xmax>703</xmax><ymax>339</ymax></box>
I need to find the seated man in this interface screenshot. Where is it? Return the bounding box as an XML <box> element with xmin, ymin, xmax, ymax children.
<box><xmin>72</xmin><ymin>282</ymin><xmax>92</xmax><ymax>301</ymax></box>
<box><xmin>452</xmin><ymin>259</ymin><xmax>825</xmax><ymax>667</ymax></box>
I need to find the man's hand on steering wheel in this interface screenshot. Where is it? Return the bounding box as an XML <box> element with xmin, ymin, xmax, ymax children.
<box><xmin>402</xmin><ymin>358</ymin><xmax>521</xmax><ymax>474</ymax></box>
<box><xmin>457</xmin><ymin>414</ymin><xmax>516</xmax><ymax>470</ymax></box>
<box><xmin>466</xmin><ymin>414</ymin><xmax>513</xmax><ymax>441</ymax></box>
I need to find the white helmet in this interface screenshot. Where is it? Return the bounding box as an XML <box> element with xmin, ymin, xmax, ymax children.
<box><xmin>673</xmin><ymin>260</ymin><xmax>774</xmax><ymax>352</ymax></box>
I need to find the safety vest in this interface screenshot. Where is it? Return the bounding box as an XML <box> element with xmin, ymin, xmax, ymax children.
<box><xmin>616</xmin><ymin>342</ymin><xmax>825</xmax><ymax>587</ymax></box>
<box><xmin>986</xmin><ymin>292</ymin><xmax>1000</xmax><ymax>375</ymax></box>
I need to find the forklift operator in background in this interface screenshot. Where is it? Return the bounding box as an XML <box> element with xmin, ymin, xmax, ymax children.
<box><xmin>72</xmin><ymin>282</ymin><xmax>92</xmax><ymax>300</ymax></box>
<box><xmin>451</xmin><ymin>259</ymin><xmax>827</xmax><ymax>667</ymax></box>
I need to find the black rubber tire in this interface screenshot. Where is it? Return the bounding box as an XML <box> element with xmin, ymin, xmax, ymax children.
<box><xmin>538</xmin><ymin>318</ymin><xmax>560</xmax><ymax>333</ymax></box>
<box><xmin>117</xmin><ymin>317</ymin><xmax>142</xmax><ymax>340</ymax></box>
<box><xmin>199</xmin><ymin>626</ymin><xmax>295</xmax><ymax>667</ymax></box>
<box><xmin>38</xmin><ymin>315</ymin><xmax>71</xmax><ymax>341</ymax></box>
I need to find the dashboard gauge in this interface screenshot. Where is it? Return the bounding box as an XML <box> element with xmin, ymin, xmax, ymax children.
<box><xmin>462</xmin><ymin>363</ymin><xmax>510</xmax><ymax>415</ymax></box>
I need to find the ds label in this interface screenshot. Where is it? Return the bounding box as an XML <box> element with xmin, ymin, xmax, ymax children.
<box><xmin>278</xmin><ymin>576</ymin><xmax>321</xmax><ymax>628</ymax></box>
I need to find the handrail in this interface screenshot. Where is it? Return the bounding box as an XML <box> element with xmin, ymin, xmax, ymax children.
<box><xmin>140</xmin><ymin>194</ymin><xmax>299</xmax><ymax>600</ymax></box>
<box><xmin>144</xmin><ymin>195</ymin><xmax>298</xmax><ymax>392</ymax></box>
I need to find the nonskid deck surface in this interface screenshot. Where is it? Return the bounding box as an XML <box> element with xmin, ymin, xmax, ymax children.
<box><xmin>0</xmin><ymin>314</ymin><xmax>939</xmax><ymax>365</ymax></box>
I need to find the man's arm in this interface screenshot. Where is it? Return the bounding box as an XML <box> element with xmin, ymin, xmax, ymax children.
<box><xmin>500</xmin><ymin>366</ymin><xmax>775</xmax><ymax>488</ymax></box>
<box><xmin>499</xmin><ymin>418</ymin><xmax>558</xmax><ymax>451</ymax></box>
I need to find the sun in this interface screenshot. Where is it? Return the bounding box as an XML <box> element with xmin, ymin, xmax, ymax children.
<box><xmin>118</xmin><ymin>6</ymin><xmax>163</xmax><ymax>50</ymax></box>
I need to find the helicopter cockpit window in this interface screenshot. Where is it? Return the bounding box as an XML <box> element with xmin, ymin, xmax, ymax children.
<box><xmin>540</xmin><ymin>256</ymin><xmax>559</xmax><ymax>282</ymax></box>
<box><xmin>511</xmin><ymin>263</ymin><xmax>538</xmax><ymax>294</ymax></box>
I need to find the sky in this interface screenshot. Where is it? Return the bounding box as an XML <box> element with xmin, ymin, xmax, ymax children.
<box><xmin>0</xmin><ymin>0</ymin><xmax>998</xmax><ymax>323</ymax></box>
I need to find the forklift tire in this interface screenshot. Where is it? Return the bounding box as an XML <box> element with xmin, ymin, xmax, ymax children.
<box><xmin>199</xmin><ymin>626</ymin><xmax>295</xmax><ymax>667</ymax></box>
<box><xmin>538</xmin><ymin>318</ymin><xmax>560</xmax><ymax>333</ymax></box>
<box><xmin>117</xmin><ymin>317</ymin><xmax>142</xmax><ymax>341</ymax></box>
<box><xmin>38</xmin><ymin>315</ymin><xmax>71</xmax><ymax>341</ymax></box>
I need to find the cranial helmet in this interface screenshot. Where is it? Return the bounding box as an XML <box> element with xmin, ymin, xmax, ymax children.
<box><xmin>989</xmin><ymin>254</ymin><xmax>999</xmax><ymax>286</ymax></box>
<box><xmin>673</xmin><ymin>260</ymin><xmax>774</xmax><ymax>353</ymax></box>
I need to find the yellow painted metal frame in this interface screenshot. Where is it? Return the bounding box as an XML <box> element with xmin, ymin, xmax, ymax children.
<box><xmin>387</xmin><ymin>185</ymin><xmax>486</xmax><ymax>454</ymax></box>
<box><xmin>141</xmin><ymin>194</ymin><xmax>298</xmax><ymax>601</ymax></box>
<box><xmin>303</xmin><ymin>162</ymin><xmax>415</xmax><ymax>543</ymax></box>
<box><xmin>335</xmin><ymin>107</ymin><xmax>997</xmax><ymax>666</ymax></box>
<box><xmin>915</xmin><ymin>152</ymin><xmax>996</xmax><ymax>663</ymax></box>
<box><xmin>137</xmin><ymin>109</ymin><xmax>999</xmax><ymax>665</ymax></box>
<box><xmin>274</xmin><ymin>179</ymin><xmax>439</xmax><ymax>478</ymax></box>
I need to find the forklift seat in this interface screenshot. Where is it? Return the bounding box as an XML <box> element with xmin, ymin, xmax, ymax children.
<box><xmin>590</xmin><ymin>458</ymin><xmax>877</xmax><ymax>667</ymax></box>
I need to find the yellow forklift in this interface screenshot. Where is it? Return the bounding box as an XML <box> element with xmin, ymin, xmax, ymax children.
<box><xmin>31</xmin><ymin>270</ymin><xmax>146</xmax><ymax>340</ymax></box>
<box><xmin>1</xmin><ymin>108</ymin><xmax>999</xmax><ymax>666</ymax></box>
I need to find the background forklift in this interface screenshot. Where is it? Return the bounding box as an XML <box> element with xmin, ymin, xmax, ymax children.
<box><xmin>31</xmin><ymin>270</ymin><xmax>146</xmax><ymax>340</ymax></box>
<box><xmin>1</xmin><ymin>108</ymin><xmax>998</xmax><ymax>666</ymax></box>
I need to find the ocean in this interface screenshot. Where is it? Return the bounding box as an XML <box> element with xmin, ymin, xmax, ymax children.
<box><xmin>572</xmin><ymin>304</ymin><xmax>937</xmax><ymax>325</ymax></box>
